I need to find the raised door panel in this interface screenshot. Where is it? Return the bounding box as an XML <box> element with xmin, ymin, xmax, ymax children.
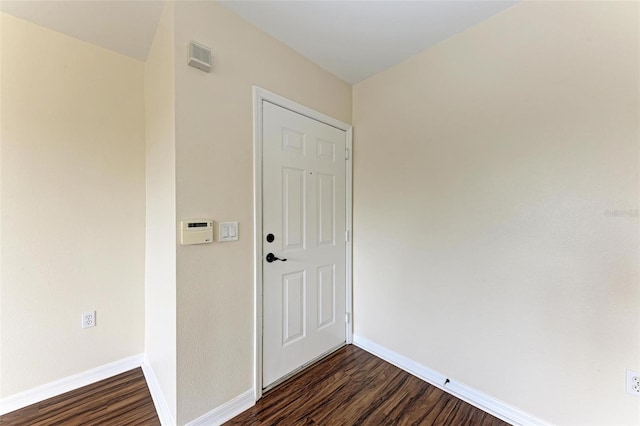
<box><xmin>317</xmin><ymin>265</ymin><xmax>335</xmax><ymax>330</ymax></box>
<box><xmin>282</xmin><ymin>271</ymin><xmax>306</xmax><ymax>345</ymax></box>
<box><xmin>282</xmin><ymin>167</ymin><xmax>306</xmax><ymax>251</ymax></box>
<box><xmin>317</xmin><ymin>173</ymin><xmax>335</xmax><ymax>247</ymax></box>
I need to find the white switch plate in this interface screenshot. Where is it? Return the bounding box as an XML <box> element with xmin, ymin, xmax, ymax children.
<box><xmin>218</xmin><ymin>222</ymin><xmax>239</xmax><ymax>242</ymax></box>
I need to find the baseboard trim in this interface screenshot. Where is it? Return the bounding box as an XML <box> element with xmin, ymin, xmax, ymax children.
<box><xmin>141</xmin><ymin>357</ymin><xmax>175</xmax><ymax>426</ymax></box>
<box><xmin>353</xmin><ymin>335</ymin><xmax>548</xmax><ymax>426</ymax></box>
<box><xmin>185</xmin><ymin>389</ymin><xmax>255</xmax><ymax>426</ymax></box>
<box><xmin>0</xmin><ymin>353</ymin><xmax>144</xmax><ymax>416</ymax></box>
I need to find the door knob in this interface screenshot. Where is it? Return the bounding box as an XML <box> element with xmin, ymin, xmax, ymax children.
<box><xmin>266</xmin><ymin>253</ymin><xmax>287</xmax><ymax>263</ymax></box>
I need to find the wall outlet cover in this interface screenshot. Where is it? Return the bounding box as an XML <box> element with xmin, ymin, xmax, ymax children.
<box><xmin>626</xmin><ymin>370</ymin><xmax>640</xmax><ymax>396</ymax></box>
<box><xmin>82</xmin><ymin>311</ymin><xmax>96</xmax><ymax>329</ymax></box>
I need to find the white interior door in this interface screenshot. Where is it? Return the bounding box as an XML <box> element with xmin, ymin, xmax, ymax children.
<box><xmin>262</xmin><ymin>101</ymin><xmax>347</xmax><ymax>389</ymax></box>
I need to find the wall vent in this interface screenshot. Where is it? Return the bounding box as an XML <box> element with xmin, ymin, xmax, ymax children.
<box><xmin>188</xmin><ymin>41</ymin><xmax>212</xmax><ymax>73</ymax></box>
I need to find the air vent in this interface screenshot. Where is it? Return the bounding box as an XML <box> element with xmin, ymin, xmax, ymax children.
<box><xmin>188</xmin><ymin>41</ymin><xmax>212</xmax><ymax>73</ymax></box>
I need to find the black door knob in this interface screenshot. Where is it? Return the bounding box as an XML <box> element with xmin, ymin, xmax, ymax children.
<box><xmin>266</xmin><ymin>253</ymin><xmax>287</xmax><ymax>263</ymax></box>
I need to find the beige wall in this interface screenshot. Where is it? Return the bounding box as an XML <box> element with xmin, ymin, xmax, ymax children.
<box><xmin>0</xmin><ymin>10</ymin><xmax>4</xmax><ymax>398</ymax></box>
<box><xmin>352</xmin><ymin>1</ymin><xmax>639</xmax><ymax>425</ymax></box>
<box><xmin>172</xmin><ymin>2</ymin><xmax>351</xmax><ymax>423</ymax></box>
<box><xmin>4</xmin><ymin>2</ymin><xmax>637</xmax><ymax>425</ymax></box>
<box><xmin>144</xmin><ymin>2</ymin><xmax>177</xmax><ymax>421</ymax></box>
<box><xmin>0</xmin><ymin>13</ymin><xmax>146</xmax><ymax>397</ymax></box>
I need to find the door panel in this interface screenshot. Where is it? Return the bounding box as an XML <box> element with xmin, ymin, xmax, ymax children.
<box><xmin>317</xmin><ymin>264</ymin><xmax>335</xmax><ymax>330</ymax></box>
<box><xmin>282</xmin><ymin>167</ymin><xmax>305</xmax><ymax>251</ymax></box>
<box><xmin>317</xmin><ymin>173</ymin><xmax>335</xmax><ymax>246</ymax></box>
<box><xmin>282</xmin><ymin>270</ymin><xmax>306</xmax><ymax>345</ymax></box>
<box><xmin>262</xmin><ymin>101</ymin><xmax>347</xmax><ymax>389</ymax></box>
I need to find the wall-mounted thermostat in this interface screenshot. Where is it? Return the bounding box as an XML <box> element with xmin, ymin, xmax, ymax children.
<box><xmin>181</xmin><ymin>219</ymin><xmax>213</xmax><ymax>245</ymax></box>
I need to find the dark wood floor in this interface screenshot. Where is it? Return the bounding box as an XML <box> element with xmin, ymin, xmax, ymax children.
<box><xmin>0</xmin><ymin>346</ymin><xmax>509</xmax><ymax>425</ymax></box>
<box><xmin>0</xmin><ymin>368</ymin><xmax>160</xmax><ymax>426</ymax></box>
<box><xmin>228</xmin><ymin>345</ymin><xmax>510</xmax><ymax>426</ymax></box>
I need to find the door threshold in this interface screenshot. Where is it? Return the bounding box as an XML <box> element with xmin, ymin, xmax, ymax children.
<box><xmin>262</xmin><ymin>342</ymin><xmax>346</xmax><ymax>394</ymax></box>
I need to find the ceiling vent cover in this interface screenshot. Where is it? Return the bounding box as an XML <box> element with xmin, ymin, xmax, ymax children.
<box><xmin>188</xmin><ymin>41</ymin><xmax>212</xmax><ymax>73</ymax></box>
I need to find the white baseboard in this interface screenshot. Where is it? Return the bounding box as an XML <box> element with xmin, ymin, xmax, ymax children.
<box><xmin>353</xmin><ymin>335</ymin><xmax>549</xmax><ymax>426</ymax></box>
<box><xmin>185</xmin><ymin>389</ymin><xmax>255</xmax><ymax>426</ymax></box>
<box><xmin>0</xmin><ymin>353</ymin><xmax>144</xmax><ymax>416</ymax></box>
<box><xmin>141</xmin><ymin>357</ymin><xmax>175</xmax><ymax>426</ymax></box>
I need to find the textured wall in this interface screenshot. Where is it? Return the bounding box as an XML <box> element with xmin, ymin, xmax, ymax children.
<box><xmin>1</xmin><ymin>13</ymin><xmax>145</xmax><ymax>397</ymax></box>
<box><xmin>144</xmin><ymin>2</ymin><xmax>177</xmax><ymax>422</ymax></box>
<box><xmin>352</xmin><ymin>1</ymin><xmax>640</xmax><ymax>424</ymax></box>
<box><xmin>172</xmin><ymin>2</ymin><xmax>351</xmax><ymax>423</ymax></box>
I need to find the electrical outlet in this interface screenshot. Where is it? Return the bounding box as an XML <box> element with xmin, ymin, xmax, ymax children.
<box><xmin>626</xmin><ymin>370</ymin><xmax>640</xmax><ymax>396</ymax></box>
<box><xmin>82</xmin><ymin>311</ymin><xmax>96</xmax><ymax>329</ymax></box>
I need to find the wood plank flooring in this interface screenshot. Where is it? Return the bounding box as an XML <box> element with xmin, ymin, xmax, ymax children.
<box><xmin>227</xmin><ymin>345</ymin><xmax>510</xmax><ymax>426</ymax></box>
<box><xmin>1</xmin><ymin>346</ymin><xmax>509</xmax><ymax>425</ymax></box>
<box><xmin>0</xmin><ymin>368</ymin><xmax>160</xmax><ymax>426</ymax></box>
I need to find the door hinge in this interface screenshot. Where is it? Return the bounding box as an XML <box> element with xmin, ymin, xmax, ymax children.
<box><xmin>345</xmin><ymin>313</ymin><xmax>350</xmax><ymax>324</ymax></box>
<box><xmin>345</xmin><ymin>148</ymin><xmax>349</xmax><ymax>160</ymax></box>
<box><xmin>345</xmin><ymin>230</ymin><xmax>350</xmax><ymax>242</ymax></box>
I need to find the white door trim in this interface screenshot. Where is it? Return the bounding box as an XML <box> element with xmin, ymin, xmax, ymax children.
<box><xmin>252</xmin><ymin>86</ymin><xmax>353</xmax><ymax>401</ymax></box>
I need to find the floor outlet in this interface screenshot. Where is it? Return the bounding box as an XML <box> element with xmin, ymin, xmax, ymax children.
<box><xmin>82</xmin><ymin>311</ymin><xmax>96</xmax><ymax>329</ymax></box>
<box><xmin>626</xmin><ymin>370</ymin><xmax>640</xmax><ymax>396</ymax></box>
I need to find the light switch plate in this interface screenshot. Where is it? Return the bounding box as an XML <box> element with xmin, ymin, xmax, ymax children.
<box><xmin>219</xmin><ymin>222</ymin><xmax>239</xmax><ymax>242</ymax></box>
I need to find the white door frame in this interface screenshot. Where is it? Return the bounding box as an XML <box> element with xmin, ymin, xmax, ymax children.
<box><xmin>252</xmin><ymin>86</ymin><xmax>353</xmax><ymax>401</ymax></box>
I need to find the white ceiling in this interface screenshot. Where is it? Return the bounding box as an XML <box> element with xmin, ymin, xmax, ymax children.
<box><xmin>220</xmin><ymin>0</ymin><xmax>517</xmax><ymax>84</ymax></box>
<box><xmin>0</xmin><ymin>0</ymin><xmax>164</xmax><ymax>61</ymax></box>
<box><xmin>1</xmin><ymin>0</ymin><xmax>517</xmax><ymax>84</ymax></box>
